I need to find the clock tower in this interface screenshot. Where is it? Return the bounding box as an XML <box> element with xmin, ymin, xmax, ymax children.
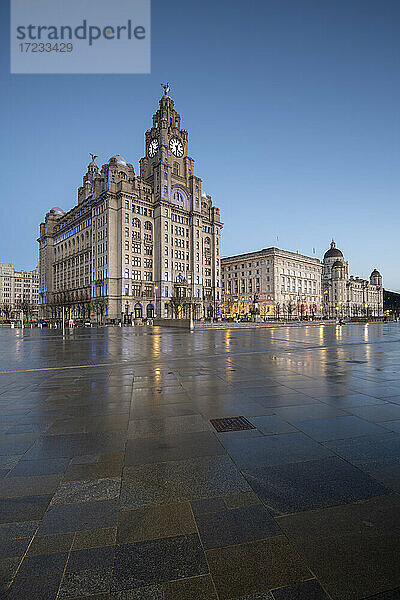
<box><xmin>140</xmin><ymin>89</ymin><xmax>197</xmax><ymax>207</ymax></box>
<box><xmin>140</xmin><ymin>86</ymin><xmax>223</xmax><ymax>320</ymax></box>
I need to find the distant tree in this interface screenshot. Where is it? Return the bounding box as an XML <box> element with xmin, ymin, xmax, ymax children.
<box><xmin>0</xmin><ymin>303</ymin><xmax>12</xmax><ymax>320</ymax></box>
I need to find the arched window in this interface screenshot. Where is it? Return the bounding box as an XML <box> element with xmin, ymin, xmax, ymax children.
<box><xmin>144</xmin><ymin>221</ymin><xmax>152</xmax><ymax>231</ymax></box>
<box><xmin>134</xmin><ymin>302</ymin><xmax>143</xmax><ymax>319</ymax></box>
<box><xmin>173</xmin><ymin>191</ymin><xmax>183</xmax><ymax>203</ymax></box>
<box><xmin>132</xmin><ymin>218</ymin><xmax>141</xmax><ymax>228</ymax></box>
<box><xmin>173</xmin><ymin>162</ymin><xmax>179</xmax><ymax>176</ymax></box>
<box><xmin>146</xmin><ymin>304</ymin><xmax>154</xmax><ymax>318</ymax></box>
<box><xmin>205</xmin><ymin>237</ymin><xmax>211</xmax><ymax>246</ymax></box>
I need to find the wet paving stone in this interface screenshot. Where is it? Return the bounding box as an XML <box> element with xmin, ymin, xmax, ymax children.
<box><xmin>363</xmin><ymin>589</ymin><xmax>400</xmax><ymax>599</ymax></box>
<box><xmin>51</xmin><ymin>478</ymin><xmax>121</xmax><ymax>505</ymax></box>
<box><xmin>325</xmin><ymin>432</ymin><xmax>400</xmax><ymax>471</ymax></box>
<box><xmin>59</xmin><ymin>567</ymin><xmax>113</xmax><ymax>598</ymax></box>
<box><xmin>0</xmin><ymin>495</ymin><xmax>52</xmax><ymax>523</ymax></box>
<box><xmin>191</xmin><ymin>496</ymin><xmax>227</xmax><ymax>516</ymax></box>
<box><xmin>120</xmin><ymin>455</ymin><xmax>251</xmax><ymax>510</ymax></box>
<box><xmin>39</xmin><ymin>499</ymin><xmax>119</xmax><ymax>534</ymax></box>
<box><xmin>292</xmin><ymin>415</ymin><xmax>386</xmax><ymax>441</ymax></box>
<box><xmin>0</xmin><ymin>520</ymin><xmax>39</xmax><ymax>541</ymax></box>
<box><xmin>245</xmin><ymin>415</ymin><xmax>299</xmax><ymax>435</ymax></box>
<box><xmin>17</xmin><ymin>551</ymin><xmax>68</xmax><ymax>577</ymax></box>
<box><xmin>25</xmin><ymin>431</ymin><xmax>126</xmax><ymax>460</ymax></box>
<box><xmin>1</xmin><ymin>324</ymin><xmax>400</xmax><ymax>599</ymax></box>
<box><xmin>127</xmin><ymin>415</ymin><xmax>212</xmax><ymax>438</ymax></box>
<box><xmin>220</xmin><ymin>593</ymin><xmax>274</xmax><ymax>600</ymax></box>
<box><xmin>0</xmin><ymin>556</ymin><xmax>20</xmax><ymax>590</ymax></box>
<box><xmin>163</xmin><ymin>574</ymin><xmax>218</xmax><ymax>599</ymax></box>
<box><xmin>117</xmin><ymin>502</ymin><xmax>196</xmax><ymax>544</ymax></box>
<box><xmin>0</xmin><ymin>537</ymin><xmax>31</xmax><ymax>558</ymax></box>
<box><xmin>195</xmin><ymin>503</ymin><xmax>282</xmax><ymax>549</ymax></box>
<box><xmin>27</xmin><ymin>531</ymin><xmax>74</xmax><ymax>556</ymax></box>
<box><xmin>271</xmin><ymin>579</ymin><xmax>330</xmax><ymax>598</ymax></box>
<box><xmin>277</xmin><ymin>494</ymin><xmax>400</xmax><ymax>599</ymax></box>
<box><xmin>110</xmin><ymin>583</ymin><xmax>163</xmax><ymax>599</ymax></box>
<box><xmin>206</xmin><ymin>536</ymin><xmax>311</xmax><ymax>600</ymax></box>
<box><xmin>243</xmin><ymin>456</ymin><xmax>390</xmax><ymax>514</ymax></box>
<box><xmin>67</xmin><ymin>546</ymin><xmax>114</xmax><ymax>572</ymax></box>
<box><xmin>125</xmin><ymin>431</ymin><xmax>224</xmax><ymax>466</ymax></box>
<box><xmin>7</xmin><ymin>458</ymin><xmax>70</xmax><ymax>477</ymax></box>
<box><xmin>0</xmin><ymin>474</ymin><xmax>62</xmax><ymax>498</ymax></box>
<box><xmin>63</xmin><ymin>453</ymin><xmax>124</xmax><ymax>482</ymax></box>
<box><xmin>0</xmin><ymin>456</ymin><xmax>24</xmax><ymax>472</ymax></box>
<box><xmin>112</xmin><ymin>533</ymin><xmax>208</xmax><ymax>591</ymax></box>
<box><xmin>4</xmin><ymin>572</ymin><xmax>63</xmax><ymax>599</ymax></box>
<box><xmin>350</xmin><ymin>404</ymin><xmax>400</xmax><ymax>423</ymax></box>
<box><xmin>223</xmin><ymin>490</ymin><xmax>262</xmax><ymax>509</ymax></box>
<box><xmin>72</xmin><ymin>527</ymin><xmax>117</xmax><ymax>550</ymax></box>
<box><xmin>221</xmin><ymin>432</ymin><xmax>333</xmax><ymax>470</ymax></box>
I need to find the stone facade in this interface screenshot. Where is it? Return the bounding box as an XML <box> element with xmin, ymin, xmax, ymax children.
<box><xmin>0</xmin><ymin>261</ymin><xmax>39</xmax><ymax>320</ymax></box>
<box><xmin>38</xmin><ymin>92</ymin><xmax>222</xmax><ymax>323</ymax></box>
<box><xmin>221</xmin><ymin>247</ymin><xmax>323</xmax><ymax>320</ymax></box>
<box><xmin>322</xmin><ymin>240</ymin><xmax>383</xmax><ymax>318</ymax></box>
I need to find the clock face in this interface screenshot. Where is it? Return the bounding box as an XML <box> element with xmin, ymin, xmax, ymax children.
<box><xmin>148</xmin><ymin>139</ymin><xmax>158</xmax><ymax>158</ymax></box>
<box><xmin>169</xmin><ymin>137</ymin><xmax>184</xmax><ymax>158</ymax></box>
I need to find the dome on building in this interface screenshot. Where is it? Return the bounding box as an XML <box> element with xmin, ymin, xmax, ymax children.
<box><xmin>50</xmin><ymin>207</ymin><xmax>64</xmax><ymax>215</ymax></box>
<box><xmin>109</xmin><ymin>155</ymin><xmax>128</xmax><ymax>166</ymax></box>
<box><xmin>324</xmin><ymin>240</ymin><xmax>344</xmax><ymax>260</ymax></box>
<box><xmin>332</xmin><ymin>260</ymin><xmax>343</xmax><ymax>269</ymax></box>
<box><xmin>370</xmin><ymin>269</ymin><xmax>381</xmax><ymax>277</ymax></box>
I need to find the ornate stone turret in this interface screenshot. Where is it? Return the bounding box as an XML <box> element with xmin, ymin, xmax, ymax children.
<box><xmin>370</xmin><ymin>269</ymin><xmax>382</xmax><ymax>287</ymax></box>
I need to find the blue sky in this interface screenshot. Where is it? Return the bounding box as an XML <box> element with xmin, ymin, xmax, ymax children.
<box><xmin>1</xmin><ymin>0</ymin><xmax>399</xmax><ymax>290</ymax></box>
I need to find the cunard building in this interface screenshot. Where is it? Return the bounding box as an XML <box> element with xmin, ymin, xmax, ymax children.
<box><xmin>38</xmin><ymin>87</ymin><xmax>222</xmax><ymax>323</ymax></box>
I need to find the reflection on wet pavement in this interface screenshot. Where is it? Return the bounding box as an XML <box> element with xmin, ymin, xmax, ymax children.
<box><xmin>1</xmin><ymin>323</ymin><xmax>400</xmax><ymax>599</ymax></box>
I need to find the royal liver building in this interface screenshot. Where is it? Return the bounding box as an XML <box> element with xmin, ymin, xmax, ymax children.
<box><xmin>38</xmin><ymin>88</ymin><xmax>222</xmax><ymax>323</ymax></box>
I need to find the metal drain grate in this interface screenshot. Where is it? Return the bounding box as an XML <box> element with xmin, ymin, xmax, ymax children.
<box><xmin>210</xmin><ymin>416</ymin><xmax>256</xmax><ymax>432</ymax></box>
